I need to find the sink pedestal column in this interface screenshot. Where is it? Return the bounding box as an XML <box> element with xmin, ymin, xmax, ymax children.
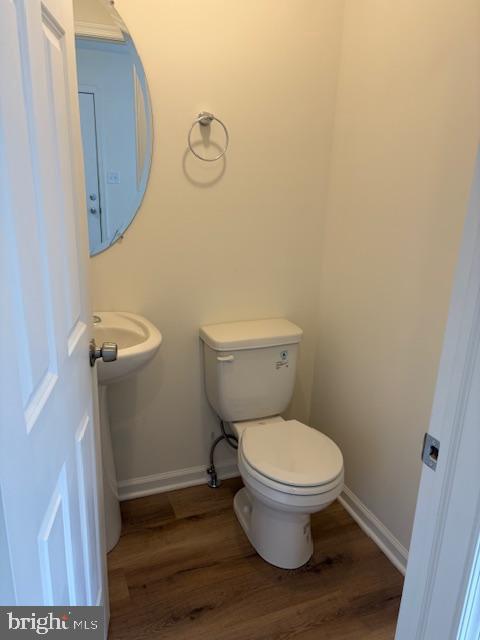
<box><xmin>99</xmin><ymin>385</ymin><xmax>122</xmax><ymax>552</ymax></box>
<box><xmin>92</xmin><ymin>311</ymin><xmax>162</xmax><ymax>551</ymax></box>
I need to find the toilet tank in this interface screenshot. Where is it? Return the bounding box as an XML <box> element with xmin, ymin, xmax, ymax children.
<box><xmin>200</xmin><ymin>319</ymin><xmax>303</xmax><ymax>422</ymax></box>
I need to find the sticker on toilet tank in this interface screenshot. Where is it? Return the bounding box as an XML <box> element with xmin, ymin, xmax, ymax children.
<box><xmin>276</xmin><ymin>350</ymin><xmax>289</xmax><ymax>369</ymax></box>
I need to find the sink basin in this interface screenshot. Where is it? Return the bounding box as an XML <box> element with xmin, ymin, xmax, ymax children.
<box><xmin>93</xmin><ymin>311</ymin><xmax>162</xmax><ymax>384</ymax></box>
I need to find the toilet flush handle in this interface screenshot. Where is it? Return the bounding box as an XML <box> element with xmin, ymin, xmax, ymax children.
<box><xmin>217</xmin><ymin>354</ymin><xmax>234</xmax><ymax>362</ymax></box>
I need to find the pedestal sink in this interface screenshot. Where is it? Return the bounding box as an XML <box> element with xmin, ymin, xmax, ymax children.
<box><xmin>93</xmin><ymin>311</ymin><xmax>162</xmax><ymax>551</ymax></box>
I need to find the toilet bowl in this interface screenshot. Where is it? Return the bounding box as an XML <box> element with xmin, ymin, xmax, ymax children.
<box><xmin>232</xmin><ymin>418</ymin><xmax>344</xmax><ymax>569</ymax></box>
<box><xmin>199</xmin><ymin>318</ymin><xmax>344</xmax><ymax>569</ymax></box>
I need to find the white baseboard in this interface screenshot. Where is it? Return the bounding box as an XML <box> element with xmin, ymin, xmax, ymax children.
<box><xmin>339</xmin><ymin>485</ymin><xmax>408</xmax><ymax>575</ymax></box>
<box><xmin>117</xmin><ymin>461</ymin><xmax>239</xmax><ymax>501</ymax></box>
<box><xmin>118</xmin><ymin>469</ymin><xmax>407</xmax><ymax>575</ymax></box>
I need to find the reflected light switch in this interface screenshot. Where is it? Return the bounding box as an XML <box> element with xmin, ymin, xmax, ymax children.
<box><xmin>107</xmin><ymin>171</ymin><xmax>120</xmax><ymax>184</ymax></box>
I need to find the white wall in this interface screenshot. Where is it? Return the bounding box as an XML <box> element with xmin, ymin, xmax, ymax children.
<box><xmin>89</xmin><ymin>0</ymin><xmax>345</xmax><ymax>484</ymax></box>
<box><xmin>310</xmin><ymin>0</ymin><xmax>480</xmax><ymax>549</ymax></box>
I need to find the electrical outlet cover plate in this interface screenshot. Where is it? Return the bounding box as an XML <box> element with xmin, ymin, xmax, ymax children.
<box><xmin>107</xmin><ymin>171</ymin><xmax>120</xmax><ymax>184</ymax></box>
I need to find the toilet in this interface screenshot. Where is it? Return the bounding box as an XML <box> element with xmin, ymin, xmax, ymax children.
<box><xmin>200</xmin><ymin>318</ymin><xmax>344</xmax><ymax>569</ymax></box>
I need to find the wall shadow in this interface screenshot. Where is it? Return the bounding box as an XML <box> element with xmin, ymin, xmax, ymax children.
<box><xmin>182</xmin><ymin>140</ymin><xmax>227</xmax><ymax>188</ymax></box>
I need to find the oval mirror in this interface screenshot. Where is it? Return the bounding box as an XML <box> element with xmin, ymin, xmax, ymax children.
<box><xmin>73</xmin><ymin>0</ymin><xmax>153</xmax><ymax>256</ymax></box>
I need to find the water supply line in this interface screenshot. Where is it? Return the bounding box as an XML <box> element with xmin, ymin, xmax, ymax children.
<box><xmin>206</xmin><ymin>419</ymin><xmax>238</xmax><ymax>488</ymax></box>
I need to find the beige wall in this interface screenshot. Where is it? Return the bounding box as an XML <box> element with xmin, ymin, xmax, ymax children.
<box><xmin>90</xmin><ymin>0</ymin><xmax>479</xmax><ymax>551</ymax></box>
<box><xmin>73</xmin><ymin>0</ymin><xmax>117</xmax><ymax>27</ymax></box>
<box><xmin>90</xmin><ymin>0</ymin><xmax>345</xmax><ymax>482</ymax></box>
<box><xmin>310</xmin><ymin>0</ymin><xmax>480</xmax><ymax>549</ymax></box>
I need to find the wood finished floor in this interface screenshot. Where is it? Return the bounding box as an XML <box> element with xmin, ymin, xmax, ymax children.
<box><xmin>107</xmin><ymin>478</ymin><xmax>403</xmax><ymax>640</ymax></box>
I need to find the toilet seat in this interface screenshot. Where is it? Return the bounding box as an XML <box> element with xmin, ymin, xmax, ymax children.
<box><xmin>239</xmin><ymin>449</ymin><xmax>343</xmax><ymax>501</ymax></box>
<box><xmin>240</xmin><ymin>419</ymin><xmax>343</xmax><ymax>494</ymax></box>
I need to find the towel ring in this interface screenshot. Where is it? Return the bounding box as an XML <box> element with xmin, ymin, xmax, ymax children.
<box><xmin>188</xmin><ymin>112</ymin><xmax>229</xmax><ymax>162</ymax></box>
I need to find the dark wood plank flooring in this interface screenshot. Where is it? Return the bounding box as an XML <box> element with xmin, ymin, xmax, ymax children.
<box><xmin>107</xmin><ymin>478</ymin><xmax>403</xmax><ymax>639</ymax></box>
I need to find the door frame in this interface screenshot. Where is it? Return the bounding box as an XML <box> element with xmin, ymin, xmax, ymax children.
<box><xmin>78</xmin><ymin>83</ymin><xmax>108</xmax><ymax>245</ymax></box>
<box><xmin>396</xmin><ymin>146</ymin><xmax>480</xmax><ymax>639</ymax></box>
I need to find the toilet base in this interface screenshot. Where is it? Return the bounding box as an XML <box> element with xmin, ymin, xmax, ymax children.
<box><xmin>234</xmin><ymin>487</ymin><xmax>313</xmax><ymax>569</ymax></box>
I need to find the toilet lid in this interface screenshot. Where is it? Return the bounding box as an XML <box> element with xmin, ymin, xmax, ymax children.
<box><xmin>241</xmin><ymin>420</ymin><xmax>343</xmax><ymax>488</ymax></box>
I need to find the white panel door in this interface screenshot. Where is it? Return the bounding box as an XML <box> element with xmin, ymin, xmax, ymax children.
<box><xmin>79</xmin><ymin>91</ymin><xmax>103</xmax><ymax>252</ymax></box>
<box><xmin>396</xmin><ymin>151</ymin><xmax>480</xmax><ymax>639</ymax></box>
<box><xmin>0</xmin><ymin>0</ymin><xmax>107</xmax><ymax>610</ymax></box>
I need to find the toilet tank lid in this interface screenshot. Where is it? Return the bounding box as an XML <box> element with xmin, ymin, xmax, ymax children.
<box><xmin>199</xmin><ymin>318</ymin><xmax>303</xmax><ymax>351</ymax></box>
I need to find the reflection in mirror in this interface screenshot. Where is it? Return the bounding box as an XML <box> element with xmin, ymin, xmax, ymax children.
<box><xmin>73</xmin><ymin>0</ymin><xmax>153</xmax><ymax>256</ymax></box>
